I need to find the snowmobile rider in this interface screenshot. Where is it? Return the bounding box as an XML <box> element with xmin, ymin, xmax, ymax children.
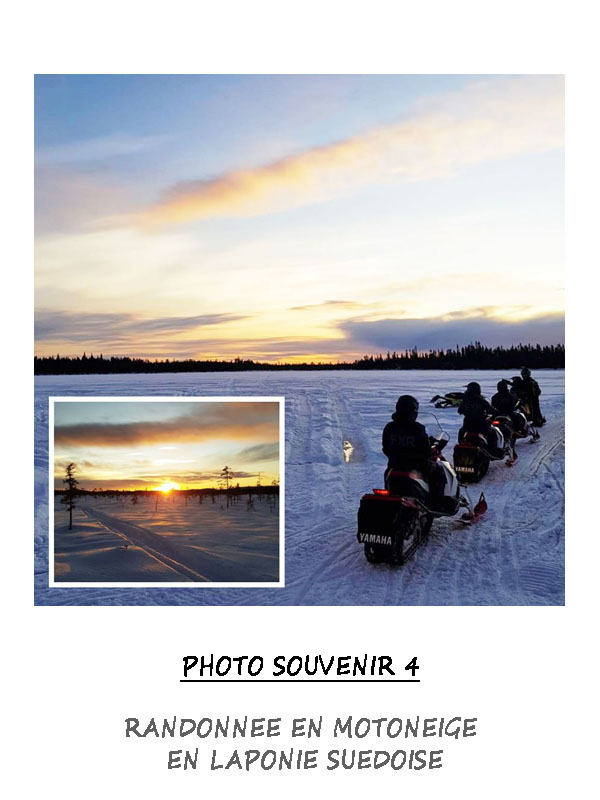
<box><xmin>382</xmin><ymin>395</ymin><xmax>445</xmax><ymax>503</ymax></box>
<box><xmin>492</xmin><ymin>379</ymin><xmax>519</xmax><ymax>417</ymax></box>
<box><xmin>491</xmin><ymin>379</ymin><xmax>522</xmax><ymax>453</ymax></box>
<box><xmin>458</xmin><ymin>382</ymin><xmax>504</xmax><ymax>458</ymax></box>
<box><xmin>509</xmin><ymin>375</ymin><xmax>524</xmax><ymax>394</ymax></box>
<box><xmin>509</xmin><ymin>375</ymin><xmax>527</xmax><ymax>406</ymax></box>
<box><xmin>520</xmin><ymin>367</ymin><xmax>546</xmax><ymax>426</ymax></box>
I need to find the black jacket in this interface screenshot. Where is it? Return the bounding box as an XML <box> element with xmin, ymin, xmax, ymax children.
<box><xmin>382</xmin><ymin>415</ymin><xmax>430</xmax><ymax>472</ymax></box>
<box><xmin>458</xmin><ymin>395</ymin><xmax>495</xmax><ymax>432</ymax></box>
<box><xmin>522</xmin><ymin>376</ymin><xmax>541</xmax><ymax>399</ymax></box>
<box><xmin>491</xmin><ymin>390</ymin><xmax>518</xmax><ymax>416</ymax></box>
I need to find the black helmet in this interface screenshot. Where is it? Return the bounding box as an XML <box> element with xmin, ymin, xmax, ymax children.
<box><xmin>466</xmin><ymin>381</ymin><xmax>481</xmax><ymax>396</ymax></box>
<box><xmin>521</xmin><ymin>367</ymin><xmax>531</xmax><ymax>379</ymax></box>
<box><xmin>497</xmin><ymin>380</ymin><xmax>510</xmax><ymax>392</ymax></box>
<box><xmin>395</xmin><ymin>395</ymin><xmax>419</xmax><ymax>421</ymax></box>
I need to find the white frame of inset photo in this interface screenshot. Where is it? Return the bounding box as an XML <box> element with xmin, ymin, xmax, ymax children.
<box><xmin>48</xmin><ymin>396</ymin><xmax>285</xmax><ymax>589</ymax></box>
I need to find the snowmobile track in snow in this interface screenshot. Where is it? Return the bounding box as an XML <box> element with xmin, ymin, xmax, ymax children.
<box><xmin>80</xmin><ymin>506</ymin><xmax>209</xmax><ymax>581</ymax></box>
<box><xmin>36</xmin><ymin>370</ymin><xmax>564</xmax><ymax>605</ymax></box>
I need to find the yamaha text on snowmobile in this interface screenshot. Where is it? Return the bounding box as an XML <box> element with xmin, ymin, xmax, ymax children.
<box><xmin>452</xmin><ymin>419</ymin><xmax>506</xmax><ymax>482</ymax></box>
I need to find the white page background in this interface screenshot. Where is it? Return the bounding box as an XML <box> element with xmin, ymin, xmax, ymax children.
<box><xmin>3</xmin><ymin>2</ymin><xmax>597</xmax><ymax>798</ymax></box>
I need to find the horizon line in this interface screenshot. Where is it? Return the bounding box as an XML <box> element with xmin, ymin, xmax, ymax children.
<box><xmin>35</xmin><ymin>341</ymin><xmax>565</xmax><ymax>365</ymax></box>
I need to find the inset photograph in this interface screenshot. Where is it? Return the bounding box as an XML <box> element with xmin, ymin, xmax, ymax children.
<box><xmin>50</xmin><ymin>397</ymin><xmax>283</xmax><ymax>587</ymax></box>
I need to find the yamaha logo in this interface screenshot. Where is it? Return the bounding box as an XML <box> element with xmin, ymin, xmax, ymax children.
<box><xmin>359</xmin><ymin>533</ymin><xmax>393</xmax><ymax>545</ymax></box>
<box><xmin>457</xmin><ymin>466</ymin><xmax>476</xmax><ymax>473</ymax></box>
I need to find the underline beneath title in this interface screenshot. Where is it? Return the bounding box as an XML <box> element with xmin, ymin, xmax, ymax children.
<box><xmin>180</xmin><ymin>679</ymin><xmax>420</xmax><ymax>683</ymax></box>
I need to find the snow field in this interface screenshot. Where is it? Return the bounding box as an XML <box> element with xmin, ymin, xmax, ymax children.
<box><xmin>53</xmin><ymin>494</ymin><xmax>280</xmax><ymax>584</ymax></box>
<box><xmin>35</xmin><ymin>369</ymin><xmax>564</xmax><ymax>605</ymax></box>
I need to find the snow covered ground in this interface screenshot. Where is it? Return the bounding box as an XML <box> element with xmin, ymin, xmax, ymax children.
<box><xmin>53</xmin><ymin>495</ymin><xmax>280</xmax><ymax>584</ymax></box>
<box><xmin>35</xmin><ymin>369</ymin><xmax>564</xmax><ymax>605</ymax></box>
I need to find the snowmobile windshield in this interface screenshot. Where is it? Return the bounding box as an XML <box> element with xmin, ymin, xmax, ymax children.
<box><xmin>419</xmin><ymin>412</ymin><xmax>449</xmax><ymax>449</ymax></box>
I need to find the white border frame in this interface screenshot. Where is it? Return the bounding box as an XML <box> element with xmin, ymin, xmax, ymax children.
<box><xmin>48</xmin><ymin>395</ymin><xmax>285</xmax><ymax>589</ymax></box>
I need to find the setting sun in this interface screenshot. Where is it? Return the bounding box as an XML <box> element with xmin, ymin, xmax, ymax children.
<box><xmin>156</xmin><ymin>480</ymin><xmax>180</xmax><ymax>493</ymax></box>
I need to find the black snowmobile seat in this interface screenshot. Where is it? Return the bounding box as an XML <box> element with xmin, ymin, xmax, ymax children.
<box><xmin>385</xmin><ymin>469</ymin><xmax>429</xmax><ymax>502</ymax></box>
<box><xmin>427</xmin><ymin>494</ymin><xmax>460</xmax><ymax>515</ymax></box>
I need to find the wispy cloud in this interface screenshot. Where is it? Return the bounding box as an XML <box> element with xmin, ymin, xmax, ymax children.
<box><xmin>142</xmin><ymin>76</ymin><xmax>563</xmax><ymax>226</ymax></box>
<box><xmin>35</xmin><ymin>309</ymin><xmax>245</xmax><ymax>344</ymax></box>
<box><xmin>36</xmin><ymin>132</ymin><xmax>172</xmax><ymax>166</ymax></box>
<box><xmin>290</xmin><ymin>299</ymin><xmax>375</xmax><ymax>312</ymax></box>
<box><xmin>37</xmin><ymin>307</ymin><xmax>565</xmax><ymax>363</ymax></box>
<box><xmin>54</xmin><ymin>403</ymin><xmax>279</xmax><ymax>448</ymax></box>
<box><xmin>35</xmin><ymin>168</ymin><xmax>136</xmax><ymax>235</ymax></box>
<box><xmin>237</xmin><ymin>443</ymin><xmax>280</xmax><ymax>463</ymax></box>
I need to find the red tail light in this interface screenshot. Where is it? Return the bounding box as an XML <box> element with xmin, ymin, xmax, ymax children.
<box><xmin>492</xmin><ymin>420</ymin><xmax>501</xmax><ymax>426</ymax></box>
<box><xmin>373</xmin><ymin>488</ymin><xmax>390</xmax><ymax>496</ymax></box>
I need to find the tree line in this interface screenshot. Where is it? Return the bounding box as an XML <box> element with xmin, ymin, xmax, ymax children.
<box><xmin>36</xmin><ymin>342</ymin><xmax>564</xmax><ymax>375</ymax></box>
<box><xmin>55</xmin><ymin>483</ymin><xmax>280</xmax><ymax>525</ymax></box>
<box><xmin>54</xmin><ymin>486</ymin><xmax>280</xmax><ymax>499</ymax></box>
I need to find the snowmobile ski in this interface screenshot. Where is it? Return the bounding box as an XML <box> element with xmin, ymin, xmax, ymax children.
<box><xmin>457</xmin><ymin>492</ymin><xmax>488</xmax><ymax>525</ymax></box>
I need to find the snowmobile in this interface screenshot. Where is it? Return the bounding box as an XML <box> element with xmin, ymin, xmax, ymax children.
<box><xmin>492</xmin><ymin>408</ymin><xmax>540</xmax><ymax>466</ymax></box>
<box><xmin>357</xmin><ymin>425</ymin><xmax>487</xmax><ymax>565</ymax></box>
<box><xmin>509</xmin><ymin>377</ymin><xmax>546</xmax><ymax>427</ymax></box>
<box><xmin>516</xmin><ymin>401</ymin><xmax>541</xmax><ymax>442</ymax></box>
<box><xmin>430</xmin><ymin>391</ymin><xmax>464</xmax><ymax>409</ymax></box>
<box><xmin>453</xmin><ymin>419</ymin><xmax>506</xmax><ymax>482</ymax></box>
<box><xmin>519</xmin><ymin>401</ymin><xmax>545</xmax><ymax>430</ymax></box>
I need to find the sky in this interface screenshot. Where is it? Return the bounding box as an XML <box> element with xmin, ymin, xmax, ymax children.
<box><xmin>35</xmin><ymin>75</ymin><xmax>564</xmax><ymax>363</ymax></box>
<box><xmin>53</xmin><ymin>400</ymin><xmax>280</xmax><ymax>490</ymax></box>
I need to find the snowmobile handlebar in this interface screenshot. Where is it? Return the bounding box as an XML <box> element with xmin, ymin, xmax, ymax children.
<box><xmin>429</xmin><ymin>435</ymin><xmax>449</xmax><ymax>453</ymax></box>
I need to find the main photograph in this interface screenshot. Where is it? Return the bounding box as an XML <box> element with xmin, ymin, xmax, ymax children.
<box><xmin>34</xmin><ymin>74</ymin><xmax>565</xmax><ymax>605</ymax></box>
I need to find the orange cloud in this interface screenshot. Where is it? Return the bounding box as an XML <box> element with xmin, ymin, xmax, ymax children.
<box><xmin>142</xmin><ymin>76</ymin><xmax>563</xmax><ymax>227</ymax></box>
<box><xmin>54</xmin><ymin>402</ymin><xmax>279</xmax><ymax>448</ymax></box>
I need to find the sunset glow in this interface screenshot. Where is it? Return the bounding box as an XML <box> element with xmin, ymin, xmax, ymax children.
<box><xmin>35</xmin><ymin>75</ymin><xmax>564</xmax><ymax>362</ymax></box>
<box><xmin>52</xmin><ymin>400</ymin><xmax>280</xmax><ymax>492</ymax></box>
<box><xmin>155</xmin><ymin>481</ymin><xmax>180</xmax><ymax>493</ymax></box>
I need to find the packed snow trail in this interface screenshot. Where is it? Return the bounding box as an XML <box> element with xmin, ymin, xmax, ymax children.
<box><xmin>78</xmin><ymin>506</ymin><xmax>210</xmax><ymax>582</ymax></box>
<box><xmin>75</xmin><ymin>503</ymin><xmax>278</xmax><ymax>583</ymax></box>
<box><xmin>35</xmin><ymin>370</ymin><xmax>564</xmax><ymax>605</ymax></box>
